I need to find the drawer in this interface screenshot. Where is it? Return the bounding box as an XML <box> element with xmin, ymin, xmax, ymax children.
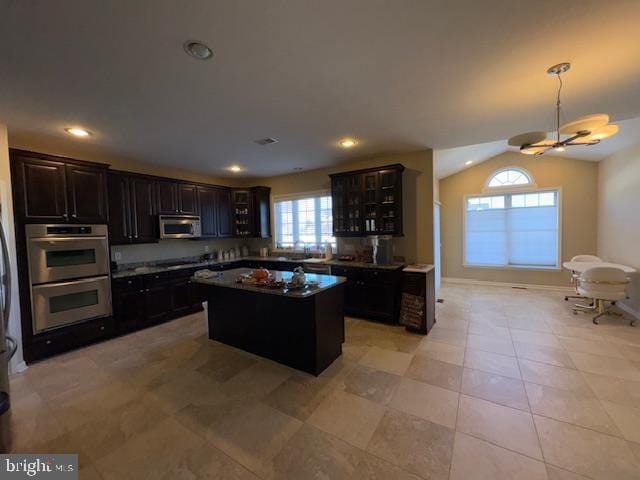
<box><xmin>361</xmin><ymin>269</ymin><xmax>395</xmax><ymax>284</ymax></box>
<box><xmin>331</xmin><ymin>266</ymin><xmax>358</xmax><ymax>278</ymax></box>
<box><xmin>112</xmin><ymin>276</ymin><xmax>142</xmax><ymax>292</ymax></box>
<box><xmin>169</xmin><ymin>267</ymin><xmax>196</xmax><ymax>279</ymax></box>
<box><xmin>143</xmin><ymin>271</ymin><xmax>170</xmax><ymax>287</ymax></box>
<box><xmin>28</xmin><ymin>316</ymin><xmax>114</xmax><ymax>361</ymax></box>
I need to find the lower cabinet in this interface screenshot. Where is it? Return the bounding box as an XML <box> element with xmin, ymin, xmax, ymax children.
<box><xmin>331</xmin><ymin>266</ymin><xmax>401</xmax><ymax>323</ymax></box>
<box><xmin>25</xmin><ymin>316</ymin><xmax>114</xmax><ymax>363</ymax></box>
<box><xmin>112</xmin><ymin>269</ymin><xmax>203</xmax><ymax>334</ymax></box>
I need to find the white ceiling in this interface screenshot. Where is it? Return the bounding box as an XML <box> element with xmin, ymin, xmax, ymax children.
<box><xmin>434</xmin><ymin>116</ymin><xmax>640</xmax><ymax>178</ymax></box>
<box><xmin>1</xmin><ymin>0</ymin><xmax>640</xmax><ymax>178</ymax></box>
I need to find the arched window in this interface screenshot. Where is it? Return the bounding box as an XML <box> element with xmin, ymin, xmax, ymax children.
<box><xmin>486</xmin><ymin>167</ymin><xmax>532</xmax><ymax>188</ymax></box>
<box><xmin>466</xmin><ymin>166</ymin><xmax>559</xmax><ymax>269</ymax></box>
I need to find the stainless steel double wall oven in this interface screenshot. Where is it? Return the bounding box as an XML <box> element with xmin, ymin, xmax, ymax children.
<box><xmin>26</xmin><ymin>224</ymin><xmax>112</xmax><ymax>333</ymax></box>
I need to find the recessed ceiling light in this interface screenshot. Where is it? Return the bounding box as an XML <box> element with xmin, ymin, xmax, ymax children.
<box><xmin>64</xmin><ymin>127</ymin><xmax>91</xmax><ymax>137</ymax></box>
<box><xmin>228</xmin><ymin>165</ymin><xmax>242</xmax><ymax>173</ymax></box>
<box><xmin>339</xmin><ymin>138</ymin><xmax>357</xmax><ymax>148</ymax></box>
<box><xmin>465</xmin><ymin>160</ymin><xmax>473</xmax><ymax>165</ymax></box>
<box><xmin>184</xmin><ymin>40</ymin><xmax>213</xmax><ymax>60</ymax></box>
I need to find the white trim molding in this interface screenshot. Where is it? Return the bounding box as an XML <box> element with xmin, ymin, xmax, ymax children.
<box><xmin>442</xmin><ymin>276</ymin><xmax>573</xmax><ymax>292</ymax></box>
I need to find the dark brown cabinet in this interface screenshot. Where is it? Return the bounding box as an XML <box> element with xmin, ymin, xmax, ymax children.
<box><xmin>331</xmin><ymin>265</ymin><xmax>402</xmax><ymax>323</ymax></box>
<box><xmin>232</xmin><ymin>190</ymin><xmax>253</xmax><ymax>237</ymax></box>
<box><xmin>252</xmin><ymin>186</ymin><xmax>271</xmax><ymax>238</ymax></box>
<box><xmin>330</xmin><ymin>164</ymin><xmax>404</xmax><ymax>237</ymax></box>
<box><xmin>197</xmin><ymin>186</ymin><xmax>236</xmax><ymax>238</ymax></box>
<box><xmin>156</xmin><ymin>180</ymin><xmax>179</xmax><ymax>214</ymax></box>
<box><xmin>216</xmin><ymin>188</ymin><xmax>233</xmax><ymax>237</ymax></box>
<box><xmin>112</xmin><ymin>268</ymin><xmax>205</xmax><ymax>336</ymax></box>
<box><xmin>108</xmin><ymin>171</ymin><xmax>157</xmax><ymax>245</ymax></box>
<box><xmin>157</xmin><ymin>180</ymin><xmax>198</xmax><ymax>215</ymax></box>
<box><xmin>197</xmin><ymin>186</ymin><xmax>217</xmax><ymax>237</ymax></box>
<box><xmin>10</xmin><ymin>150</ymin><xmax>109</xmax><ymax>223</ymax></box>
<box><xmin>178</xmin><ymin>184</ymin><xmax>198</xmax><ymax>215</ymax></box>
<box><xmin>129</xmin><ymin>176</ymin><xmax>156</xmax><ymax>243</ymax></box>
<box><xmin>112</xmin><ymin>277</ymin><xmax>145</xmax><ymax>334</ymax></box>
<box><xmin>231</xmin><ymin>187</ymin><xmax>270</xmax><ymax>238</ymax></box>
<box><xmin>66</xmin><ymin>165</ymin><xmax>108</xmax><ymax>222</ymax></box>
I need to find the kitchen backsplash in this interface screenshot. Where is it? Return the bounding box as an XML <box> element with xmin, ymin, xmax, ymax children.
<box><xmin>111</xmin><ymin>238</ymin><xmax>270</xmax><ymax>264</ymax></box>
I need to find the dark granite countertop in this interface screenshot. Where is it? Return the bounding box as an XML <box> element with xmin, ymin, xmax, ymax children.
<box><xmin>191</xmin><ymin>268</ymin><xmax>346</xmax><ymax>298</ymax></box>
<box><xmin>112</xmin><ymin>255</ymin><xmax>404</xmax><ymax>279</ymax></box>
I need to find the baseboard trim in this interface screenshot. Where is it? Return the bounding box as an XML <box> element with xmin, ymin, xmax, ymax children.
<box><xmin>442</xmin><ymin>277</ymin><xmax>573</xmax><ymax>292</ymax></box>
<box><xmin>9</xmin><ymin>360</ymin><xmax>27</xmax><ymax>375</ymax></box>
<box><xmin>618</xmin><ymin>301</ymin><xmax>640</xmax><ymax>320</ymax></box>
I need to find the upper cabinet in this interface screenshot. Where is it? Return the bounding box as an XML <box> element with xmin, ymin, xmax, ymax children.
<box><xmin>197</xmin><ymin>186</ymin><xmax>217</xmax><ymax>238</ymax></box>
<box><xmin>330</xmin><ymin>164</ymin><xmax>404</xmax><ymax>237</ymax></box>
<box><xmin>232</xmin><ymin>190</ymin><xmax>253</xmax><ymax>237</ymax></box>
<box><xmin>66</xmin><ymin>164</ymin><xmax>108</xmax><ymax>222</ymax></box>
<box><xmin>108</xmin><ymin>171</ymin><xmax>157</xmax><ymax>245</ymax></box>
<box><xmin>197</xmin><ymin>186</ymin><xmax>234</xmax><ymax>238</ymax></box>
<box><xmin>156</xmin><ymin>180</ymin><xmax>179</xmax><ymax>215</ymax></box>
<box><xmin>230</xmin><ymin>188</ymin><xmax>270</xmax><ymax>238</ymax></box>
<box><xmin>11</xmin><ymin>149</ymin><xmax>271</xmax><ymax>244</ymax></box>
<box><xmin>251</xmin><ymin>187</ymin><xmax>271</xmax><ymax>238</ymax></box>
<box><xmin>156</xmin><ymin>180</ymin><xmax>198</xmax><ymax>215</ymax></box>
<box><xmin>178</xmin><ymin>184</ymin><xmax>198</xmax><ymax>215</ymax></box>
<box><xmin>216</xmin><ymin>188</ymin><xmax>234</xmax><ymax>237</ymax></box>
<box><xmin>10</xmin><ymin>150</ymin><xmax>108</xmax><ymax>224</ymax></box>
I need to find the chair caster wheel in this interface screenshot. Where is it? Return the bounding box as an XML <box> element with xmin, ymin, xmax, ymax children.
<box><xmin>564</xmin><ymin>296</ymin><xmax>569</xmax><ymax>301</ymax></box>
<box><xmin>631</xmin><ymin>321</ymin><xmax>636</xmax><ymax>327</ymax></box>
<box><xmin>572</xmin><ymin>310</ymin><xmax>578</xmax><ymax>315</ymax></box>
<box><xmin>593</xmin><ymin>318</ymin><xmax>599</xmax><ymax>325</ymax></box>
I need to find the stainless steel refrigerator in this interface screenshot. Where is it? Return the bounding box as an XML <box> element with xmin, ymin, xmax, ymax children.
<box><xmin>0</xmin><ymin>219</ymin><xmax>16</xmax><ymax>453</ymax></box>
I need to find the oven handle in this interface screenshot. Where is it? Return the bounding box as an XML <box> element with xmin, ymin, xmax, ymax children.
<box><xmin>32</xmin><ymin>275</ymin><xmax>111</xmax><ymax>290</ymax></box>
<box><xmin>29</xmin><ymin>236</ymin><xmax>108</xmax><ymax>242</ymax></box>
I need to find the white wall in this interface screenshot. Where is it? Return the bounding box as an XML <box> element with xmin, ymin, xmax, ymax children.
<box><xmin>598</xmin><ymin>144</ymin><xmax>640</xmax><ymax>317</ymax></box>
<box><xmin>0</xmin><ymin>123</ymin><xmax>25</xmax><ymax>373</ymax></box>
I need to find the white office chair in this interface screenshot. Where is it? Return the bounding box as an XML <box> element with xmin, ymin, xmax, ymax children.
<box><xmin>573</xmin><ymin>266</ymin><xmax>633</xmax><ymax>326</ymax></box>
<box><xmin>564</xmin><ymin>255</ymin><xmax>603</xmax><ymax>302</ymax></box>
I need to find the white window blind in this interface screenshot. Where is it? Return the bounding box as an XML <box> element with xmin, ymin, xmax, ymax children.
<box><xmin>274</xmin><ymin>195</ymin><xmax>336</xmax><ymax>249</ymax></box>
<box><xmin>465</xmin><ymin>190</ymin><xmax>559</xmax><ymax>268</ymax></box>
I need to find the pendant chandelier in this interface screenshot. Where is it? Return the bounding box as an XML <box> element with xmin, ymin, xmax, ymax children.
<box><xmin>508</xmin><ymin>63</ymin><xmax>619</xmax><ymax>156</ymax></box>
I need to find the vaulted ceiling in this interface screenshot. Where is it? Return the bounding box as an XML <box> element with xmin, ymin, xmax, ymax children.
<box><xmin>1</xmin><ymin>0</ymin><xmax>639</xmax><ymax>178</ymax></box>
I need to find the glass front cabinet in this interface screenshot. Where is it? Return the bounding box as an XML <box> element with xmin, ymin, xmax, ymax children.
<box><xmin>330</xmin><ymin>164</ymin><xmax>404</xmax><ymax>237</ymax></box>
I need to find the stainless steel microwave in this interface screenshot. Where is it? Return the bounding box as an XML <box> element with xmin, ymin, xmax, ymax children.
<box><xmin>158</xmin><ymin>215</ymin><xmax>202</xmax><ymax>239</ymax></box>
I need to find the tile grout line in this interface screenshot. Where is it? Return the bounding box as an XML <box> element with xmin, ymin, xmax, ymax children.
<box><xmin>447</xmin><ymin>326</ymin><xmax>468</xmax><ymax>480</ymax></box>
<box><xmin>508</xmin><ymin>322</ymin><xmax>548</xmax><ymax>466</ymax></box>
<box><xmin>508</xmin><ymin>319</ymin><xmax>634</xmax><ymax>443</ymax></box>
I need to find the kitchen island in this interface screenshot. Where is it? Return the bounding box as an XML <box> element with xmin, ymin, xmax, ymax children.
<box><xmin>192</xmin><ymin>268</ymin><xmax>346</xmax><ymax>375</ymax></box>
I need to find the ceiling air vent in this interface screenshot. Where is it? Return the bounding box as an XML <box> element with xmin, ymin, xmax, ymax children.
<box><xmin>254</xmin><ymin>137</ymin><xmax>278</xmax><ymax>146</ymax></box>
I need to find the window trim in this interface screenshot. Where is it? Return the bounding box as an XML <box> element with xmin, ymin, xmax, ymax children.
<box><xmin>462</xmin><ymin>187</ymin><xmax>563</xmax><ymax>271</ymax></box>
<box><xmin>271</xmin><ymin>190</ymin><xmax>335</xmax><ymax>252</ymax></box>
<box><xmin>482</xmin><ymin>166</ymin><xmax>537</xmax><ymax>193</ymax></box>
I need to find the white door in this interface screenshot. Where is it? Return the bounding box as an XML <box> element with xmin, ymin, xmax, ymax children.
<box><xmin>434</xmin><ymin>202</ymin><xmax>441</xmax><ymax>294</ymax></box>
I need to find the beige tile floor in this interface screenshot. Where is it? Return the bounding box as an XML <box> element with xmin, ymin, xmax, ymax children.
<box><xmin>8</xmin><ymin>282</ymin><xmax>640</xmax><ymax>479</ymax></box>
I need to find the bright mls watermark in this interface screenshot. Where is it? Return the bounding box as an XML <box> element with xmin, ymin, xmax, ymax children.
<box><xmin>1</xmin><ymin>455</ymin><xmax>77</xmax><ymax>479</ymax></box>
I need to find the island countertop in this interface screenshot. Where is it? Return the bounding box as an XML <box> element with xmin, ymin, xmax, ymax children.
<box><xmin>191</xmin><ymin>267</ymin><xmax>346</xmax><ymax>298</ymax></box>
